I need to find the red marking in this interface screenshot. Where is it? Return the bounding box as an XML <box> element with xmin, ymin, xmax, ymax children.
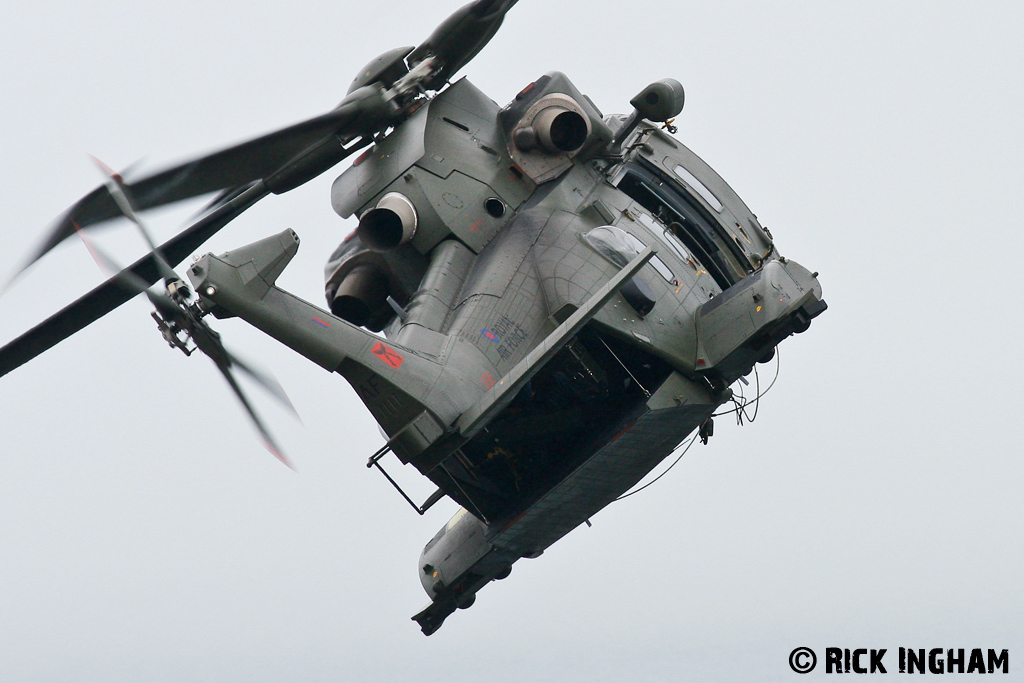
<box><xmin>480</xmin><ymin>371</ymin><xmax>496</xmax><ymax>390</ymax></box>
<box><xmin>372</xmin><ymin>341</ymin><xmax>404</xmax><ymax>369</ymax></box>
<box><xmin>89</xmin><ymin>154</ymin><xmax>118</xmax><ymax>179</ymax></box>
<box><xmin>500</xmin><ymin>509</ymin><xmax>529</xmax><ymax>533</ymax></box>
<box><xmin>353</xmin><ymin>150</ymin><xmax>369</xmax><ymax>166</ymax></box>
<box><xmin>609</xmin><ymin>420</ymin><xmax>637</xmax><ymax>444</ymax></box>
<box><xmin>73</xmin><ymin>220</ymin><xmax>113</xmax><ymax>277</ymax></box>
<box><xmin>697</xmin><ymin>359</ymin><xmax>706</xmax><ymax>366</ymax></box>
<box><xmin>313</xmin><ymin>317</ymin><xmax>330</xmax><ymax>328</ymax></box>
<box><xmin>263</xmin><ymin>439</ymin><xmax>296</xmax><ymax>471</ymax></box>
<box><xmin>469</xmin><ymin>218</ymin><xmax>483</xmax><ymax>232</ymax></box>
<box><xmin>517</xmin><ymin>82</ymin><xmax>535</xmax><ymax>99</ymax></box>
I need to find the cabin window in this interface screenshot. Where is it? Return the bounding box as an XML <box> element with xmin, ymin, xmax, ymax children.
<box><xmin>582</xmin><ymin>225</ymin><xmax>634</xmax><ymax>267</ymax></box>
<box><xmin>673</xmin><ymin>163</ymin><xmax>723</xmax><ymax>212</ymax></box>
<box><xmin>615</xmin><ymin>160</ymin><xmax>749</xmax><ymax>288</ymax></box>
<box><xmin>621</xmin><ymin>233</ymin><xmax>675</xmax><ymax>282</ymax></box>
<box><xmin>637</xmin><ymin>213</ymin><xmax>692</xmax><ymax>263</ymax></box>
<box><xmin>583</xmin><ymin>226</ymin><xmax>675</xmax><ymax>283</ymax></box>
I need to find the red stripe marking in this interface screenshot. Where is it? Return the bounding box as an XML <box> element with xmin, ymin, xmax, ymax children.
<box><xmin>500</xmin><ymin>509</ymin><xmax>529</xmax><ymax>533</ymax></box>
<box><xmin>609</xmin><ymin>420</ymin><xmax>637</xmax><ymax>444</ymax></box>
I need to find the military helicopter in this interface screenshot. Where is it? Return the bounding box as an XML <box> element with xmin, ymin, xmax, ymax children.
<box><xmin>0</xmin><ymin>0</ymin><xmax>825</xmax><ymax>635</ymax></box>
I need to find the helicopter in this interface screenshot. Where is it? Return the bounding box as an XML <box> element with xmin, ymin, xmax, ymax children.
<box><xmin>0</xmin><ymin>0</ymin><xmax>826</xmax><ymax>635</ymax></box>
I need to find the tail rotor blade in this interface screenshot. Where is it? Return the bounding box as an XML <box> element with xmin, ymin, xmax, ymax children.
<box><xmin>225</xmin><ymin>349</ymin><xmax>300</xmax><ymax>418</ymax></box>
<box><xmin>90</xmin><ymin>156</ymin><xmax>179</xmax><ymax>284</ymax></box>
<box><xmin>73</xmin><ymin>221</ymin><xmax>185</xmax><ymax>321</ymax></box>
<box><xmin>212</xmin><ymin>358</ymin><xmax>295</xmax><ymax>470</ymax></box>
<box><xmin>0</xmin><ymin>181</ymin><xmax>270</xmax><ymax>379</ymax></box>
<box><xmin>76</xmin><ymin>212</ymin><xmax>295</xmax><ymax>466</ymax></box>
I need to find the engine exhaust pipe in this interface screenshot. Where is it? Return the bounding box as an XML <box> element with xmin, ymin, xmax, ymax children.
<box><xmin>533</xmin><ymin>106</ymin><xmax>588</xmax><ymax>153</ymax></box>
<box><xmin>357</xmin><ymin>192</ymin><xmax>418</xmax><ymax>251</ymax></box>
<box><xmin>514</xmin><ymin>106</ymin><xmax>589</xmax><ymax>154</ymax></box>
<box><xmin>329</xmin><ymin>262</ymin><xmax>390</xmax><ymax>328</ymax></box>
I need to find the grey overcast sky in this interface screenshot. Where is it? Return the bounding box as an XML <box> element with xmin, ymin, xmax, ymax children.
<box><xmin>1</xmin><ymin>1</ymin><xmax>1022</xmax><ymax>681</ymax></box>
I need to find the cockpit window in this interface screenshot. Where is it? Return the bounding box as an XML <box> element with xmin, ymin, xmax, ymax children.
<box><xmin>673</xmin><ymin>163</ymin><xmax>723</xmax><ymax>212</ymax></box>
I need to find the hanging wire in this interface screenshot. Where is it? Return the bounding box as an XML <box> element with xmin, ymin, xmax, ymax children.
<box><xmin>598</xmin><ymin>336</ymin><xmax>650</xmax><ymax>397</ymax></box>
<box><xmin>613</xmin><ymin>432</ymin><xmax>700</xmax><ymax>502</ymax></box>
<box><xmin>610</xmin><ymin>350</ymin><xmax>782</xmax><ymax>503</ymax></box>
<box><xmin>712</xmin><ymin>348</ymin><xmax>782</xmax><ymax>422</ymax></box>
<box><xmin>730</xmin><ymin>364</ymin><xmax>759</xmax><ymax>426</ymax></box>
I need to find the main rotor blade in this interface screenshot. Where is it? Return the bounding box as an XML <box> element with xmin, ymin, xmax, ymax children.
<box><xmin>0</xmin><ymin>182</ymin><xmax>269</xmax><ymax>379</ymax></box>
<box><xmin>409</xmin><ymin>0</ymin><xmax>520</xmax><ymax>89</ymax></box>
<box><xmin>16</xmin><ymin>86</ymin><xmax>386</xmax><ymax>276</ymax></box>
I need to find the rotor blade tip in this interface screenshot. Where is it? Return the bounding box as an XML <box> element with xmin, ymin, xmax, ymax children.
<box><xmin>264</xmin><ymin>440</ymin><xmax>296</xmax><ymax>471</ymax></box>
<box><xmin>0</xmin><ymin>272</ymin><xmax>20</xmax><ymax>297</ymax></box>
<box><xmin>88</xmin><ymin>154</ymin><xmax>119</xmax><ymax>180</ymax></box>
<box><xmin>2</xmin><ymin>250</ymin><xmax>46</xmax><ymax>294</ymax></box>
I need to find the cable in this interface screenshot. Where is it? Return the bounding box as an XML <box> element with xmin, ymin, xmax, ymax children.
<box><xmin>748</xmin><ymin>362</ymin><xmax>761</xmax><ymax>422</ymax></box>
<box><xmin>611</xmin><ymin>350</ymin><xmax>782</xmax><ymax>504</ymax></box>
<box><xmin>711</xmin><ymin>348</ymin><xmax>781</xmax><ymax>421</ymax></box>
<box><xmin>731</xmin><ymin>364</ymin><xmax>759</xmax><ymax>426</ymax></box>
<box><xmin>598</xmin><ymin>336</ymin><xmax>650</xmax><ymax>397</ymax></box>
<box><xmin>613</xmin><ymin>432</ymin><xmax>700</xmax><ymax>502</ymax></box>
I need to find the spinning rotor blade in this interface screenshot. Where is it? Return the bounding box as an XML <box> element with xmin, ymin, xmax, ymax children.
<box><xmin>184</xmin><ymin>325</ymin><xmax>296</xmax><ymax>468</ymax></box>
<box><xmin>71</xmin><ymin>195</ymin><xmax>194</xmax><ymax>328</ymax></box>
<box><xmin>211</xmin><ymin>358</ymin><xmax>295</xmax><ymax>470</ymax></box>
<box><xmin>73</xmin><ymin>211</ymin><xmax>296</xmax><ymax>468</ymax></box>
<box><xmin>90</xmin><ymin>156</ymin><xmax>179</xmax><ymax>284</ymax></box>
<box><xmin>15</xmin><ymin>87</ymin><xmax>386</xmax><ymax>277</ymax></box>
<box><xmin>409</xmin><ymin>0</ymin><xmax>520</xmax><ymax>89</ymax></box>
<box><xmin>73</xmin><ymin>224</ymin><xmax>183</xmax><ymax>321</ymax></box>
<box><xmin>0</xmin><ymin>182</ymin><xmax>269</xmax><ymax>379</ymax></box>
<box><xmin>228</xmin><ymin>352</ymin><xmax>299</xmax><ymax>418</ymax></box>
